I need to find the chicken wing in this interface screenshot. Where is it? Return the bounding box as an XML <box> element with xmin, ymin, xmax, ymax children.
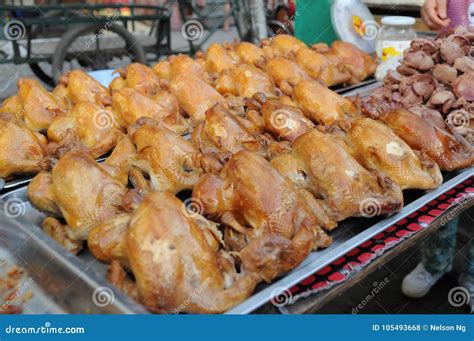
<box><xmin>271</xmin><ymin>130</ymin><xmax>403</xmax><ymax>221</ymax></box>
<box><xmin>335</xmin><ymin>117</ymin><xmax>443</xmax><ymax>190</ymax></box>
<box><xmin>193</xmin><ymin>151</ymin><xmax>334</xmax><ymax>282</ymax></box>
<box><xmin>294</xmin><ymin>80</ymin><xmax>358</xmax><ymax>125</ymax></box>
<box><xmin>380</xmin><ymin>109</ymin><xmax>474</xmax><ymax>171</ymax></box>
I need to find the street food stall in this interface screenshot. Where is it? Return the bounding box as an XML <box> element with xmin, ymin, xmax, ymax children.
<box><xmin>0</xmin><ymin>0</ymin><xmax>472</xmax><ymax>315</ymax></box>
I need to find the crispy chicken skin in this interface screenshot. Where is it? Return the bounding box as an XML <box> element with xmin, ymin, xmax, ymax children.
<box><xmin>0</xmin><ymin>113</ymin><xmax>47</xmax><ymax>178</ymax></box>
<box><xmin>333</xmin><ymin>117</ymin><xmax>443</xmax><ymax>190</ymax></box>
<box><xmin>328</xmin><ymin>41</ymin><xmax>377</xmax><ymax>83</ymax></box>
<box><xmin>294</xmin><ymin>80</ymin><xmax>359</xmax><ymax>125</ymax></box>
<box><xmin>58</xmin><ymin>70</ymin><xmax>111</xmax><ymax>106</ymax></box>
<box><xmin>121</xmin><ymin>191</ymin><xmax>259</xmax><ymax>314</ymax></box>
<box><xmin>201</xmin><ymin>43</ymin><xmax>239</xmax><ymax>76</ymax></box>
<box><xmin>262</xmin><ymin>34</ymin><xmax>307</xmax><ymax>58</ymax></box>
<box><xmin>380</xmin><ymin>109</ymin><xmax>474</xmax><ymax>171</ymax></box>
<box><xmin>153</xmin><ymin>54</ymin><xmax>207</xmax><ymax>81</ymax></box>
<box><xmin>271</xmin><ymin>130</ymin><xmax>403</xmax><ymax>222</ymax></box>
<box><xmin>129</xmin><ymin>118</ymin><xmax>222</xmax><ymax>194</ymax></box>
<box><xmin>169</xmin><ymin>74</ymin><xmax>225</xmax><ymax>121</ymax></box>
<box><xmin>193</xmin><ymin>151</ymin><xmax>334</xmax><ymax>281</ymax></box>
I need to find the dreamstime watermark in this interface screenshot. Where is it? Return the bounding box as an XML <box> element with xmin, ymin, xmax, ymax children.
<box><xmin>437</xmin><ymin>193</ymin><xmax>473</xmax><ymax>227</ymax></box>
<box><xmin>359</xmin><ymin>197</ymin><xmax>382</xmax><ymax>218</ymax></box>
<box><xmin>92</xmin><ymin>286</ymin><xmax>115</xmax><ymax>307</ymax></box>
<box><xmin>92</xmin><ymin>108</ymin><xmax>116</xmax><ymax>130</ymax></box>
<box><xmin>448</xmin><ymin>286</ymin><xmax>470</xmax><ymax>308</ymax></box>
<box><xmin>174</xmin><ymin>277</ymin><xmax>211</xmax><ymax>313</ymax></box>
<box><xmin>269</xmin><ymin>109</ymin><xmax>292</xmax><ymax>130</ymax></box>
<box><xmin>181</xmin><ymin>197</ymin><xmax>204</xmax><ymax>219</ymax></box>
<box><xmin>270</xmin><ymin>287</ymin><xmax>293</xmax><ymax>307</ymax></box>
<box><xmin>84</xmin><ymin>15</ymin><xmax>119</xmax><ymax>49</ymax></box>
<box><xmin>3</xmin><ymin>198</ymin><xmax>26</xmax><ymax>218</ymax></box>
<box><xmin>181</xmin><ymin>20</ymin><xmax>204</xmax><ymax>41</ymax></box>
<box><xmin>361</xmin><ymin>20</ymin><xmax>381</xmax><ymax>41</ymax></box>
<box><xmin>0</xmin><ymin>277</ymin><xmax>34</xmax><ymax>312</ymax></box>
<box><xmin>3</xmin><ymin>20</ymin><xmax>26</xmax><ymax>41</ymax></box>
<box><xmin>352</xmin><ymin>277</ymin><xmax>390</xmax><ymax>314</ymax></box>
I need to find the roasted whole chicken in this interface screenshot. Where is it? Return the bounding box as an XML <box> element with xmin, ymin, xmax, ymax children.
<box><xmin>153</xmin><ymin>54</ymin><xmax>208</xmax><ymax>81</ymax></box>
<box><xmin>104</xmin><ymin>191</ymin><xmax>259</xmax><ymax>314</ymax></box>
<box><xmin>294</xmin><ymin>80</ymin><xmax>358</xmax><ymax>125</ymax></box>
<box><xmin>192</xmin><ymin>103</ymin><xmax>289</xmax><ymax>160</ymax></box>
<box><xmin>111</xmin><ymin>87</ymin><xmax>187</xmax><ymax>133</ymax></box>
<box><xmin>27</xmin><ymin>137</ymin><xmax>136</xmax><ymax>253</ymax></box>
<box><xmin>169</xmin><ymin>74</ymin><xmax>225</xmax><ymax>122</ymax></box>
<box><xmin>233</xmin><ymin>42</ymin><xmax>267</xmax><ymax>67</ymax></box>
<box><xmin>332</xmin><ymin>117</ymin><xmax>443</xmax><ymax>190</ymax></box>
<box><xmin>271</xmin><ymin>130</ymin><xmax>403</xmax><ymax>222</ymax></box>
<box><xmin>129</xmin><ymin>118</ymin><xmax>222</xmax><ymax>194</ymax></box>
<box><xmin>193</xmin><ymin>151</ymin><xmax>334</xmax><ymax>282</ymax></box>
<box><xmin>379</xmin><ymin>109</ymin><xmax>474</xmax><ymax>171</ymax></box>
<box><xmin>47</xmin><ymin>102</ymin><xmax>121</xmax><ymax>158</ymax></box>
<box><xmin>295</xmin><ymin>47</ymin><xmax>351</xmax><ymax>87</ymax></box>
<box><xmin>110</xmin><ymin>63</ymin><xmax>162</xmax><ymax>97</ymax></box>
<box><xmin>58</xmin><ymin>70</ymin><xmax>111</xmax><ymax>106</ymax></box>
<box><xmin>215</xmin><ymin>64</ymin><xmax>277</xmax><ymax>98</ymax></box>
<box><xmin>314</xmin><ymin>41</ymin><xmax>377</xmax><ymax>84</ymax></box>
<box><xmin>200</xmin><ymin>43</ymin><xmax>239</xmax><ymax>76</ymax></box>
<box><xmin>0</xmin><ymin>113</ymin><xmax>47</xmax><ymax>178</ymax></box>
<box><xmin>265</xmin><ymin>57</ymin><xmax>311</xmax><ymax>96</ymax></box>
<box><xmin>0</xmin><ymin>78</ymin><xmax>66</xmax><ymax>132</ymax></box>
<box><xmin>262</xmin><ymin>34</ymin><xmax>307</xmax><ymax>59</ymax></box>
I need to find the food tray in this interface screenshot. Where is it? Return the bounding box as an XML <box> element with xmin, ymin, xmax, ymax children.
<box><xmin>0</xmin><ymin>200</ymin><xmax>147</xmax><ymax>314</ymax></box>
<box><xmin>2</xmin><ymin>167</ymin><xmax>472</xmax><ymax>314</ymax></box>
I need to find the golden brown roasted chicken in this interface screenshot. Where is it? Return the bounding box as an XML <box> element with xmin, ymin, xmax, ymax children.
<box><xmin>169</xmin><ymin>74</ymin><xmax>225</xmax><ymax>121</ymax></box>
<box><xmin>193</xmin><ymin>151</ymin><xmax>334</xmax><ymax>282</ymax></box>
<box><xmin>271</xmin><ymin>130</ymin><xmax>403</xmax><ymax>222</ymax></box>
<box><xmin>58</xmin><ymin>70</ymin><xmax>111</xmax><ymax>106</ymax></box>
<box><xmin>314</xmin><ymin>41</ymin><xmax>377</xmax><ymax>84</ymax></box>
<box><xmin>261</xmin><ymin>98</ymin><xmax>315</xmax><ymax>143</ymax></box>
<box><xmin>332</xmin><ymin>117</ymin><xmax>443</xmax><ymax>190</ymax></box>
<box><xmin>27</xmin><ymin>137</ymin><xmax>136</xmax><ymax>253</ymax></box>
<box><xmin>262</xmin><ymin>34</ymin><xmax>307</xmax><ymax>58</ymax></box>
<box><xmin>192</xmin><ymin>103</ymin><xmax>289</xmax><ymax>160</ymax></box>
<box><xmin>200</xmin><ymin>43</ymin><xmax>239</xmax><ymax>76</ymax></box>
<box><xmin>215</xmin><ymin>64</ymin><xmax>277</xmax><ymax>98</ymax></box>
<box><xmin>153</xmin><ymin>54</ymin><xmax>208</xmax><ymax>81</ymax></box>
<box><xmin>129</xmin><ymin>118</ymin><xmax>222</xmax><ymax>194</ymax></box>
<box><xmin>0</xmin><ymin>78</ymin><xmax>66</xmax><ymax>132</ymax></box>
<box><xmin>0</xmin><ymin>113</ymin><xmax>47</xmax><ymax>178</ymax></box>
<box><xmin>233</xmin><ymin>42</ymin><xmax>267</xmax><ymax>68</ymax></box>
<box><xmin>104</xmin><ymin>191</ymin><xmax>259</xmax><ymax>314</ymax></box>
<box><xmin>295</xmin><ymin>47</ymin><xmax>351</xmax><ymax>87</ymax></box>
<box><xmin>294</xmin><ymin>80</ymin><xmax>358</xmax><ymax>125</ymax></box>
<box><xmin>111</xmin><ymin>63</ymin><xmax>162</xmax><ymax>97</ymax></box>
<box><xmin>47</xmin><ymin>102</ymin><xmax>121</xmax><ymax>158</ymax></box>
<box><xmin>379</xmin><ymin>109</ymin><xmax>474</xmax><ymax>171</ymax></box>
<box><xmin>265</xmin><ymin>57</ymin><xmax>311</xmax><ymax>96</ymax></box>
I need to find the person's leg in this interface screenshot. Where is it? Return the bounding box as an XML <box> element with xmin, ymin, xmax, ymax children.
<box><xmin>422</xmin><ymin>216</ymin><xmax>459</xmax><ymax>275</ymax></box>
<box><xmin>402</xmin><ymin>217</ymin><xmax>459</xmax><ymax>298</ymax></box>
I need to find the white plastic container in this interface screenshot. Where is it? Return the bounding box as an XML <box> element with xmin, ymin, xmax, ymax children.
<box><xmin>376</xmin><ymin>16</ymin><xmax>417</xmax><ymax>61</ymax></box>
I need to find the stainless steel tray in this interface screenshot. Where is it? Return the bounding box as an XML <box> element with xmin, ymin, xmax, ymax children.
<box><xmin>0</xmin><ymin>199</ymin><xmax>148</xmax><ymax>314</ymax></box>
<box><xmin>334</xmin><ymin>78</ymin><xmax>380</xmax><ymax>94</ymax></box>
<box><xmin>2</xmin><ymin>168</ymin><xmax>472</xmax><ymax>314</ymax></box>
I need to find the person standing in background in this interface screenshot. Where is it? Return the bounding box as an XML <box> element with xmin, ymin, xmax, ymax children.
<box><xmin>401</xmin><ymin>0</ymin><xmax>474</xmax><ymax>313</ymax></box>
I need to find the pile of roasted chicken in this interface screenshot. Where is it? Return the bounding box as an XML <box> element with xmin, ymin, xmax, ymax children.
<box><xmin>1</xmin><ymin>33</ymin><xmax>473</xmax><ymax>313</ymax></box>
